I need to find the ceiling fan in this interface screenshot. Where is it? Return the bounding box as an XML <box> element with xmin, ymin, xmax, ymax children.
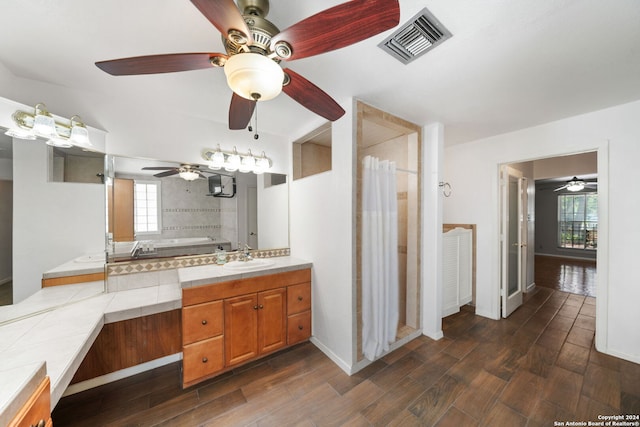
<box><xmin>554</xmin><ymin>176</ymin><xmax>598</xmax><ymax>192</ymax></box>
<box><xmin>95</xmin><ymin>0</ymin><xmax>400</xmax><ymax>130</ymax></box>
<box><xmin>142</xmin><ymin>164</ymin><xmax>209</xmax><ymax>181</ymax></box>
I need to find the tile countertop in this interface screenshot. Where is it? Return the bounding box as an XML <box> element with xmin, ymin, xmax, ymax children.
<box><xmin>42</xmin><ymin>253</ymin><xmax>106</xmax><ymax>279</ymax></box>
<box><xmin>0</xmin><ymin>280</ymin><xmax>181</xmax><ymax>426</ymax></box>
<box><xmin>0</xmin><ymin>256</ymin><xmax>311</xmax><ymax>425</ymax></box>
<box><xmin>178</xmin><ymin>256</ymin><xmax>312</xmax><ymax>288</ymax></box>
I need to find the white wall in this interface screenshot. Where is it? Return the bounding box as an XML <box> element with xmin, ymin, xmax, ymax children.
<box><xmin>444</xmin><ymin>99</ymin><xmax>640</xmax><ymax>364</ymax></box>
<box><xmin>257</xmin><ymin>174</ymin><xmax>289</xmax><ymax>249</ymax></box>
<box><xmin>13</xmin><ymin>141</ymin><xmax>105</xmax><ymax>302</ymax></box>
<box><xmin>289</xmin><ymin>100</ymin><xmax>355</xmax><ymax>371</ymax></box>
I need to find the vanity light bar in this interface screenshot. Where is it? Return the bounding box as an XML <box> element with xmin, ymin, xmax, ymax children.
<box><xmin>202</xmin><ymin>146</ymin><xmax>272</xmax><ymax>175</ymax></box>
<box><xmin>5</xmin><ymin>103</ymin><xmax>93</xmax><ymax>149</ymax></box>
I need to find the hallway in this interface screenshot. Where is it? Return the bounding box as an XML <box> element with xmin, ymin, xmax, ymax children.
<box><xmin>535</xmin><ymin>255</ymin><xmax>597</xmax><ymax>297</ymax></box>
<box><xmin>52</xmin><ymin>287</ymin><xmax>639</xmax><ymax>426</ymax></box>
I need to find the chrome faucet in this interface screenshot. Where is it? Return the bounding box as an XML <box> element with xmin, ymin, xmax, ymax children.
<box><xmin>238</xmin><ymin>243</ymin><xmax>253</xmax><ymax>261</ymax></box>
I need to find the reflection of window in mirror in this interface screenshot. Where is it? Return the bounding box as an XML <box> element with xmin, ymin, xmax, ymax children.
<box><xmin>293</xmin><ymin>122</ymin><xmax>332</xmax><ymax>180</ymax></box>
<box><xmin>49</xmin><ymin>146</ymin><xmax>105</xmax><ymax>184</ymax></box>
<box><xmin>134</xmin><ymin>181</ymin><xmax>162</xmax><ymax>235</ymax></box>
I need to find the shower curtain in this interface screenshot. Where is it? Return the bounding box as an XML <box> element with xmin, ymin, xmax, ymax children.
<box><xmin>362</xmin><ymin>155</ymin><xmax>399</xmax><ymax>361</ymax></box>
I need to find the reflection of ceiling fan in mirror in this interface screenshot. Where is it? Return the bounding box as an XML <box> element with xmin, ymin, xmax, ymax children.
<box><xmin>554</xmin><ymin>176</ymin><xmax>598</xmax><ymax>192</ymax></box>
<box><xmin>142</xmin><ymin>164</ymin><xmax>209</xmax><ymax>181</ymax></box>
<box><xmin>95</xmin><ymin>0</ymin><xmax>400</xmax><ymax>130</ymax></box>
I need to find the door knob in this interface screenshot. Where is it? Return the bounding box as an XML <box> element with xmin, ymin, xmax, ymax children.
<box><xmin>202</xmin><ymin>319</ymin><xmax>207</xmax><ymax>325</ymax></box>
<box><xmin>202</xmin><ymin>357</ymin><xmax>208</xmax><ymax>363</ymax></box>
<box><xmin>297</xmin><ymin>296</ymin><xmax>303</xmax><ymax>301</ymax></box>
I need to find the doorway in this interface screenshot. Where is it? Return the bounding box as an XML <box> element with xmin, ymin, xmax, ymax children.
<box><xmin>500</xmin><ymin>151</ymin><xmax>599</xmax><ymax>317</ymax></box>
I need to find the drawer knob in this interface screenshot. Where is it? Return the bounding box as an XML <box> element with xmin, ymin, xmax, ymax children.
<box><xmin>259</xmin><ymin>304</ymin><xmax>264</xmax><ymax>309</ymax></box>
<box><xmin>298</xmin><ymin>325</ymin><xmax>304</xmax><ymax>330</ymax></box>
<box><xmin>297</xmin><ymin>296</ymin><xmax>303</xmax><ymax>301</ymax></box>
<box><xmin>202</xmin><ymin>357</ymin><xmax>208</xmax><ymax>363</ymax></box>
<box><xmin>253</xmin><ymin>305</ymin><xmax>258</xmax><ymax>310</ymax></box>
<box><xmin>201</xmin><ymin>319</ymin><xmax>208</xmax><ymax>325</ymax></box>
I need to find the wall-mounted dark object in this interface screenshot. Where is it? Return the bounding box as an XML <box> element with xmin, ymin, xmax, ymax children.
<box><xmin>208</xmin><ymin>173</ymin><xmax>236</xmax><ymax>198</ymax></box>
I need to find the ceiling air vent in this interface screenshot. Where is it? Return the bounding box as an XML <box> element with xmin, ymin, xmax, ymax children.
<box><xmin>379</xmin><ymin>7</ymin><xmax>451</xmax><ymax>65</ymax></box>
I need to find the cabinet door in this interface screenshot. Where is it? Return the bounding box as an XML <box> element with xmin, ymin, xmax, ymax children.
<box><xmin>224</xmin><ymin>294</ymin><xmax>258</xmax><ymax>366</ymax></box>
<box><xmin>258</xmin><ymin>288</ymin><xmax>287</xmax><ymax>354</ymax></box>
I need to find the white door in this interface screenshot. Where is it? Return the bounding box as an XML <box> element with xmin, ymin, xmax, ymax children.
<box><xmin>501</xmin><ymin>166</ymin><xmax>524</xmax><ymax>317</ymax></box>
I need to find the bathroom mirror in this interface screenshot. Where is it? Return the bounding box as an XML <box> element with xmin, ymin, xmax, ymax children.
<box><xmin>0</xmin><ymin>128</ymin><xmax>107</xmax><ymax>310</ymax></box>
<box><xmin>105</xmin><ymin>155</ymin><xmax>289</xmax><ymax>262</ymax></box>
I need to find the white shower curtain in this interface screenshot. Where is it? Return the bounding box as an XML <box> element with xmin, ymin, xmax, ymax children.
<box><xmin>362</xmin><ymin>155</ymin><xmax>399</xmax><ymax>361</ymax></box>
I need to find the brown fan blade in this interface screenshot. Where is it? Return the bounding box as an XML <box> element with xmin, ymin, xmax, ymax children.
<box><xmin>154</xmin><ymin>170</ymin><xmax>179</xmax><ymax>178</ymax></box>
<box><xmin>96</xmin><ymin>53</ymin><xmax>227</xmax><ymax>76</ymax></box>
<box><xmin>190</xmin><ymin>0</ymin><xmax>252</xmax><ymax>44</ymax></box>
<box><xmin>229</xmin><ymin>93</ymin><xmax>256</xmax><ymax>130</ymax></box>
<box><xmin>282</xmin><ymin>68</ymin><xmax>345</xmax><ymax>121</ymax></box>
<box><xmin>270</xmin><ymin>0</ymin><xmax>400</xmax><ymax>61</ymax></box>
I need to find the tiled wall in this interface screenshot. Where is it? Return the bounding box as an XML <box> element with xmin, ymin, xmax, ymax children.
<box><xmin>117</xmin><ymin>173</ymin><xmax>236</xmax><ymax>241</ymax></box>
<box><xmin>105</xmin><ymin>248</ymin><xmax>290</xmax><ymax>292</ymax></box>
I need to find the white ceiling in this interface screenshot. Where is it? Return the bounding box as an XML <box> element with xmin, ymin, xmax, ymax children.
<box><xmin>1</xmin><ymin>0</ymin><xmax>639</xmax><ymax>147</ymax></box>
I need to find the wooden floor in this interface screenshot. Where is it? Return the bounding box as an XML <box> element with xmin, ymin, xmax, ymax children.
<box><xmin>535</xmin><ymin>255</ymin><xmax>597</xmax><ymax>297</ymax></box>
<box><xmin>53</xmin><ymin>286</ymin><xmax>640</xmax><ymax>426</ymax></box>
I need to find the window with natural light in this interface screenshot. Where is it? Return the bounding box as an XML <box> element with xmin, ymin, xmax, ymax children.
<box><xmin>134</xmin><ymin>181</ymin><xmax>161</xmax><ymax>235</ymax></box>
<box><xmin>558</xmin><ymin>193</ymin><xmax>598</xmax><ymax>250</ymax></box>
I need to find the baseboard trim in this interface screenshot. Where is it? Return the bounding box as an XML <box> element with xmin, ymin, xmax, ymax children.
<box><xmin>309</xmin><ymin>336</ymin><xmax>352</xmax><ymax>375</ymax></box>
<box><xmin>62</xmin><ymin>353</ymin><xmax>182</xmax><ymax>397</ymax></box>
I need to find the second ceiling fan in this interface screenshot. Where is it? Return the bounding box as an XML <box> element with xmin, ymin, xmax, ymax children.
<box><xmin>95</xmin><ymin>0</ymin><xmax>400</xmax><ymax>130</ymax></box>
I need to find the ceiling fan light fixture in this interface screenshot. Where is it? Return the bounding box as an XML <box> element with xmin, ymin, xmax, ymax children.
<box><xmin>567</xmin><ymin>181</ymin><xmax>585</xmax><ymax>192</ymax></box>
<box><xmin>224</xmin><ymin>53</ymin><xmax>283</xmax><ymax>101</ymax></box>
<box><xmin>179</xmin><ymin>168</ymin><xmax>199</xmax><ymax>181</ymax></box>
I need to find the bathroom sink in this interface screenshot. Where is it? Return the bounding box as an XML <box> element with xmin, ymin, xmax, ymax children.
<box><xmin>223</xmin><ymin>259</ymin><xmax>275</xmax><ymax>272</ymax></box>
<box><xmin>74</xmin><ymin>253</ymin><xmax>106</xmax><ymax>263</ymax></box>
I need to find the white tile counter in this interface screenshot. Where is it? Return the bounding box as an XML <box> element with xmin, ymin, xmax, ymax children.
<box><xmin>0</xmin><ymin>280</ymin><xmax>181</xmax><ymax>426</ymax></box>
<box><xmin>178</xmin><ymin>256</ymin><xmax>312</xmax><ymax>288</ymax></box>
<box><xmin>0</xmin><ymin>255</ymin><xmax>310</xmax><ymax>426</ymax></box>
<box><xmin>42</xmin><ymin>254</ymin><xmax>106</xmax><ymax>279</ymax></box>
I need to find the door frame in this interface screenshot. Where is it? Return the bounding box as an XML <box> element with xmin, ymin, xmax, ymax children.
<box><xmin>495</xmin><ymin>144</ymin><xmax>608</xmax><ymax>353</ymax></box>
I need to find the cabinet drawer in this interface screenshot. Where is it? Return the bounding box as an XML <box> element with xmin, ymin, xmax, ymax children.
<box><xmin>287</xmin><ymin>283</ymin><xmax>311</xmax><ymax>315</ymax></box>
<box><xmin>182</xmin><ymin>335</ymin><xmax>224</xmax><ymax>385</ymax></box>
<box><xmin>287</xmin><ymin>311</ymin><xmax>311</xmax><ymax>345</ymax></box>
<box><xmin>183</xmin><ymin>300</ymin><xmax>223</xmax><ymax>345</ymax></box>
<box><xmin>9</xmin><ymin>376</ymin><xmax>50</xmax><ymax>427</ymax></box>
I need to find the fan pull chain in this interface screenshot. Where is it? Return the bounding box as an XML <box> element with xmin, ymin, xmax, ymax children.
<box><xmin>248</xmin><ymin>101</ymin><xmax>259</xmax><ymax>140</ymax></box>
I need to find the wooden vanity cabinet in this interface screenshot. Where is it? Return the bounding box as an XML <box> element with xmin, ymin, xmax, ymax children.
<box><xmin>181</xmin><ymin>268</ymin><xmax>311</xmax><ymax>388</ymax></box>
<box><xmin>8</xmin><ymin>376</ymin><xmax>51</xmax><ymax>427</ymax></box>
<box><xmin>224</xmin><ymin>288</ymin><xmax>286</xmax><ymax>367</ymax></box>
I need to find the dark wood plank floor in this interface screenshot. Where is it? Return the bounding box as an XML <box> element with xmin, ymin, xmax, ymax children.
<box><xmin>53</xmin><ymin>286</ymin><xmax>640</xmax><ymax>426</ymax></box>
<box><xmin>535</xmin><ymin>255</ymin><xmax>596</xmax><ymax>297</ymax></box>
